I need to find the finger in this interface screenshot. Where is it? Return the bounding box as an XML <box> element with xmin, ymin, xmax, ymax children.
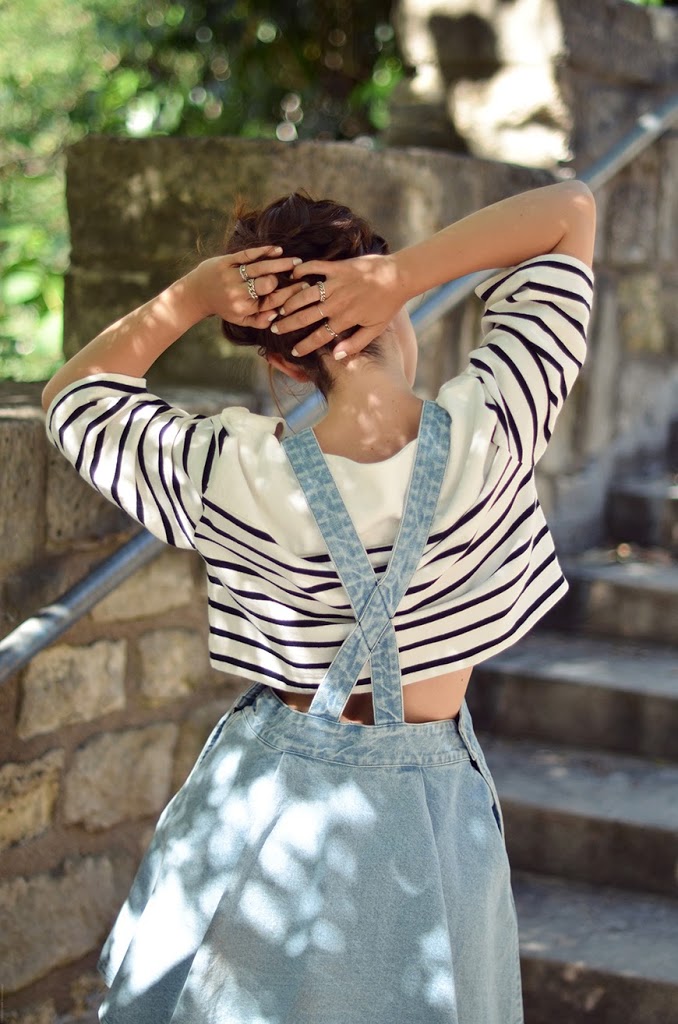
<box><xmin>229</xmin><ymin>244</ymin><xmax>283</xmax><ymax>265</ymax></box>
<box><xmin>283</xmin><ymin>323</ymin><xmax>336</xmax><ymax>357</ymax></box>
<box><xmin>248</xmin><ymin>307</ymin><xmax>284</xmax><ymax>330</ymax></box>
<box><xmin>245</xmin><ymin>256</ymin><xmax>303</xmax><ymax>277</ymax></box>
<box><xmin>271</xmin><ymin>303</ymin><xmax>326</xmax><ymax>335</ymax></box>
<box><xmin>258</xmin><ymin>281</ymin><xmax>310</xmax><ymax>313</ymax></box>
<box><xmin>247</xmin><ymin>273</ymin><xmax>279</xmax><ymax>297</ymax></box>
<box><xmin>331</xmin><ymin>325</ymin><xmax>383</xmax><ymax>360</ymax></box>
<box><xmin>269</xmin><ymin>282</ymin><xmax>318</xmax><ymax>317</ymax></box>
<box><xmin>290</xmin><ymin>259</ymin><xmax>336</xmax><ymax>281</ymax></box>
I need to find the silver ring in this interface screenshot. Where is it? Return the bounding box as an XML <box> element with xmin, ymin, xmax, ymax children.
<box><xmin>239</xmin><ymin>264</ymin><xmax>251</xmax><ymax>282</ymax></box>
<box><xmin>318</xmin><ymin>280</ymin><xmax>326</xmax><ymax>303</ymax></box>
<box><xmin>324</xmin><ymin>321</ymin><xmax>339</xmax><ymax>339</ymax></box>
<box><xmin>246</xmin><ymin>278</ymin><xmax>258</xmax><ymax>301</ymax></box>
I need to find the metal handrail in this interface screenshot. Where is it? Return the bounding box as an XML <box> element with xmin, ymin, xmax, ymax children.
<box><xmin>1</xmin><ymin>94</ymin><xmax>677</xmax><ymax>685</ymax></box>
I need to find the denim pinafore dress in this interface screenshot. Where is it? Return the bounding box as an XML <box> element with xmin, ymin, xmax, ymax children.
<box><xmin>97</xmin><ymin>400</ymin><xmax>524</xmax><ymax>1024</ymax></box>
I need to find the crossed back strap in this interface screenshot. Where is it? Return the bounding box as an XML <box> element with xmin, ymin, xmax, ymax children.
<box><xmin>282</xmin><ymin>400</ymin><xmax>451</xmax><ymax>725</ymax></box>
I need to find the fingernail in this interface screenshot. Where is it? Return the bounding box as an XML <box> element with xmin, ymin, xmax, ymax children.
<box><xmin>279</xmin><ymin>308</ymin><xmax>286</xmax><ymax>316</ymax></box>
<box><xmin>268</xmin><ymin>313</ymin><xmax>278</xmax><ymax>321</ymax></box>
<box><xmin>291</xmin><ymin>347</ymin><xmax>299</xmax><ymax>357</ymax></box>
<box><xmin>273</xmin><ymin>246</ymin><xmax>283</xmax><ymax>254</ymax></box>
<box><xmin>271</xmin><ymin>324</ymin><xmax>279</xmax><ymax>334</ymax></box>
<box><xmin>334</xmin><ymin>350</ymin><xmax>347</xmax><ymax>361</ymax></box>
<box><xmin>292</xmin><ymin>258</ymin><xmax>302</xmax><ymax>265</ymax></box>
<box><xmin>301</xmin><ymin>282</ymin><xmax>310</xmax><ymax>289</ymax></box>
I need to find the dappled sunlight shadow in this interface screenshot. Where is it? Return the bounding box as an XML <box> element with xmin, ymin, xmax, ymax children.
<box><xmin>99</xmin><ymin>705</ymin><xmax>518</xmax><ymax>1024</ymax></box>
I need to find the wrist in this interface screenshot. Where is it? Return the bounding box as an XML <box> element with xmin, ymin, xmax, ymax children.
<box><xmin>392</xmin><ymin>244</ymin><xmax>430</xmax><ymax>302</ymax></box>
<box><xmin>179</xmin><ymin>266</ymin><xmax>215</xmax><ymax>323</ymax></box>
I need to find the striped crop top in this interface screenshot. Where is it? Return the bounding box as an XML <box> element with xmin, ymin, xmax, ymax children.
<box><xmin>46</xmin><ymin>254</ymin><xmax>594</xmax><ymax>694</ymax></box>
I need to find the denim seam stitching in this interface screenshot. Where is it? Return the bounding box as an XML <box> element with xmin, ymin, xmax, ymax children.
<box><xmin>242</xmin><ymin>710</ymin><xmax>472</xmax><ymax>768</ymax></box>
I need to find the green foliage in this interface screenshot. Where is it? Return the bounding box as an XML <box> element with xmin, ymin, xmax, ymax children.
<box><xmin>0</xmin><ymin>0</ymin><xmax>402</xmax><ymax>381</ymax></box>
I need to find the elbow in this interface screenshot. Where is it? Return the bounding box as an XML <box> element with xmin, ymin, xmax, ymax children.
<box><xmin>550</xmin><ymin>181</ymin><xmax>597</xmax><ymax>266</ymax></box>
<box><xmin>560</xmin><ymin>179</ymin><xmax>596</xmax><ymax>217</ymax></box>
<box><xmin>41</xmin><ymin>383</ymin><xmax>53</xmax><ymax>414</ymax></box>
<box><xmin>41</xmin><ymin>380</ymin><xmax>57</xmax><ymax>414</ymax></box>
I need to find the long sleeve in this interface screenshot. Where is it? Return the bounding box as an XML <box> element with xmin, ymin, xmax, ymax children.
<box><xmin>460</xmin><ymin>253</ymin><xmax>594</xmax><ymax>466</ymax></box>
<box><xmin>46</xmin><ymin>373</ymin><xmax>225</xmax><ymax>549</ymax></box>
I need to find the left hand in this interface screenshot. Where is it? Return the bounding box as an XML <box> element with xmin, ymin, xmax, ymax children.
<box><xmin>187</xmin><ymin>245</ymin><xmax>309</xmax><ymax>327</ymax></box>
<box><xmin>271</xmin><ymin>252</ymin><xmax>407</xmax><ymax>358</ymax></box>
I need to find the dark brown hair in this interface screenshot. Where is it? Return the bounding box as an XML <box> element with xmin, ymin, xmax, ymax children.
<box><xmin>219</xmin><ymin>192</ymin><xmax>389</xmax><ymax>396</ymax></box>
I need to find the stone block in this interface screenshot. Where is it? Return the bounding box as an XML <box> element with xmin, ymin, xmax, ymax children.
<box><xmin>556</xmin><ymin>0</ymin><xmax>678</xmax><ymax>85</ymax></box>
<box><xmin>659</xmin><ymin>273</ymin><xmax>678</xmax><ymax>359</ymax></box>
<box><xmin>0</xmin><ymin>749</ymin><xmax>64</xmax><ymax>851</ymax></box>
<box><xmin>0</xmin><ymin>413</ymin><xmax>46</xmax><ymax>574</ymax></box>
<box><xmin>138</xmin><ymin>628</ymin><xmax>209</xmax><ymax>706</ymax></box>
<box><xmin>63</xmin><ymin>724</ymin><xmax>178</xmax><ymax>830</ymax></box>
<box><xmin>616</xmin><ymin>360</ymin><xmax>675</xmax><ymax>441</ymax></box>
<box><xmin>90</xmin><ymin>549</ymin><xmax>199</xmax><ymax>622</ymax></box>
<box><xmin>391</xmin><ymin>0</ymin><xmax>677</xmax><ymax>167</ymax></box>
<box><xmin>449</xmin><ymin>64</ymin><xmax>570</xmax><ymax>168</ymax></box>
<box><xmin>66</xmin><ymin>137</ymin><xmax>494</xmax><ymax>268</ymax></box>
<box><xmin>62</xmin><ymin>270</ymin><xmax>258</xmax><ymax>391</ymax></box>
<box><xmin>17</xmin><ymin>641</ymin><xmax>126</xmax><ymax>740</ymax></box>
<box><xmin>617</xmin><ymin>273</ymin><xmax>666</xmax><ymax>355</ymax></box>
<box><xmin>604</xmin><ymin>148</ymin><xmax>660</xmax><ymax>267</ymax></box>
<box><xmin>2</xmin><ymin>545</ymin><xmax>123</xmax><ymax>644</ymax></box>
<box><xmin>45</xmin><ymin>444</ymin><xmax>130</xmax><ymax>547</ymax></box>
<box><xmin>657</xmin><ymin>131</ymin><xmax>678</xmax><ymax>267</ymax></box>
<box><xmin>2</xmin><ymin>1001</ymin><xmax>56</xmax><ymax>1024</ymax></box>
<box><xmin>581</xmin><ymin>273</ymin><xmax>622</xmax><ymax>460</ymax></box>
<box><xmin>534</xmin><ymin>385</ymin><xmax>578</xmax><ymax>478</ymax></box>
<box><xmin>0</xmin><ymin>853</ymin><xmax>134</xmax><ymax>993</ymax></box>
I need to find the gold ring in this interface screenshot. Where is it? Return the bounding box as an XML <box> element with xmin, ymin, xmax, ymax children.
<box><xmin>239</xmin><ymin>264</ymin><xmax>251</xmax><ymax>282</ymax></box>
<box><xmin>246</xmin><ymin>279</ymin><xmax>258</xmax><ymax>301</ymax></box>
<box><xmin>324</xmin><ymin>322</ymin><xmax>339</xmax><ymax>338</ymax></box>
<box><xmin>318</xmin><ymin>280</ymin><xmax>326</xmax><ymax>303</ymax></box>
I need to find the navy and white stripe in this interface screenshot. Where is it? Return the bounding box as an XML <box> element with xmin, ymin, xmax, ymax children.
<box><xmin>46</xmin><ymin>254</ymin><xmax>594</xmax><ymax>693</ymax></box>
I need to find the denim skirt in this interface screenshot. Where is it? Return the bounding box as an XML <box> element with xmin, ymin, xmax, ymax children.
<box><xmin>97</xmin><ymin>682</ymin><xmax>524</xmax><ymax>1024</ymax></box>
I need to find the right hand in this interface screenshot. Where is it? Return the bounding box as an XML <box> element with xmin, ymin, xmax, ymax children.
<box><xmin>273</xmin><ymin>252</ymin><xmax>409</xmax><ymax>359</ymax></box>
<box><xmin>187</xmin><ymin>245</ymin><xmax>308</xmax><ymax>327</ymax></box>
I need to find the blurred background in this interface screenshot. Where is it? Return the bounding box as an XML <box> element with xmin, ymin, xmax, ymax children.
<box><xmin>0</xmin><ymin>0</ymin><xmax>403</xmax><ymax>381</ymax></box>
<box><xmin>1</xmin><ymin>0</ymin><xmax>671</xmax><ymax>383</ymax></box>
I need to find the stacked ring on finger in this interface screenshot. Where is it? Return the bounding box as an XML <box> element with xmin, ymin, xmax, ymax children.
<box><xmin>239</xmin><ymin>264</ymin><xmax>251</xmax><ymax>282</ymax></box>
<box><xmin>318</xmin><ymin>280</ymin><xmax>326</xmax><ymax>304</ymax></box>
<box><xmin>324</xmin><ymin>322</ymin><xmax>339</xmax><ymax>339</ymax></box>
<box><xmin>246</xmin><ymin>278</ymin><xmax>258</xmax><ymax>301</ymax></box>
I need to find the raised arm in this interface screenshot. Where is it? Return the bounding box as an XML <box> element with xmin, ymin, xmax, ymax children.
<box><xmin>272</xmin><ymin>180</ymin><xmax>596</xmax><ymax>359</ymax></box>
<box><xmin>41</xmin><ymin>246</ymin><xmax>304</xmax><ymax>412</ymax></box>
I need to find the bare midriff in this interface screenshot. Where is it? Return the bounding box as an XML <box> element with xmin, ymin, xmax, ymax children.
<box><xmin>274</xmin><ymin>667</ymin><xmax>473</xmax><ymax>725</ymax></box>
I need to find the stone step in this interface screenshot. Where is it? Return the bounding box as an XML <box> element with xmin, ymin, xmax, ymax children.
<box><xmin>606</xmin><ymin>475</ymin><xmax>678</xmax><ymax>554</ymax></box>
<box><xmin>515</xmin><ymin>871</ymin><xmax>678</xmax><ymax>1024</ymax></box>
<box><xmin>543</xmin><ymin>549</ymin><xmax>678</xmax><ymax>644</ymax></box>
<box><xmin>466</xmin><ymin>631</ymin><xmax>678</xmax><ymax>760</ymax></box>
<box><xmin>479</xmin><ymin>733</ymin><xmax>678</xmax><ymax>897</ymax></box>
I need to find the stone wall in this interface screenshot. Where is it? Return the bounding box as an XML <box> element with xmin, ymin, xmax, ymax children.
<box><xmin>0</xmin><ymin>384</ymin><xmax>251</xmax><ymax>1024</ymax></box>
<box><xmin>386</xmin><ymin>0</ymin><xmax>678</xmax><ymax>172</ymax></box>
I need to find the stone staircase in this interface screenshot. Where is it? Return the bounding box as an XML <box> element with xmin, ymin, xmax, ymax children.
<box><xmin>467</xmin><ymin>436</ymin><xmax>678</xmax><ymax>1023</ymax></box>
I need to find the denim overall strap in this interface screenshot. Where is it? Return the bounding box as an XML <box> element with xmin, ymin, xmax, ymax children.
<box><xmin>282</xmin><ymin>400</ymin><xmax>450</xmax><ymax>725</ymax></box>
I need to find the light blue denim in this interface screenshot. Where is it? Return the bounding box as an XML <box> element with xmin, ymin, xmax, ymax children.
<box><xmin>97</xmin><ymin>400</ymin><xmax>524</xmax><ymax>1024</ymax></box>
